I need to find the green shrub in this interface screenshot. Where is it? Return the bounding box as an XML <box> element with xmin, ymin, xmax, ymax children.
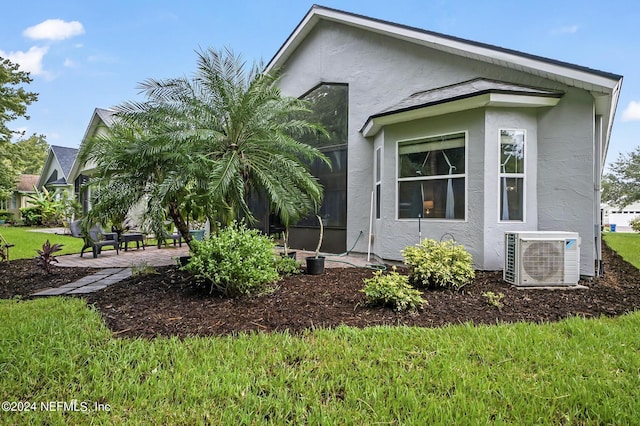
<box><xmin>185</xmin><ymin>221</ymin><xmax>279</xmax><ymax>297</ymax></box>
<box><xmin>0</xmin><ymin>211</ymin><xmax>14</xmax><ymax>222</ymax></box>
<box><xmin>274</xmin><ymin>255</ymin><xmax>302</xmax><ymax>276</ymax></box>
<box><xmin>361</xmin><ymin>268</ymin><xmax>426</xmax><ymax>312</ymax></box>
<box><xmin>20</xmin><ymin>206</ymin><xmax>42</xmax><ymax>226</ymax></box>
<box><xmin>402</xmin><ymin>238</ymin><xmax>475</xmax><ymax>291</ymax></box>
<box><xmin>630</xmin><ymin>217</ymin><xmax>640</xmax><ymax>233</ymax></box>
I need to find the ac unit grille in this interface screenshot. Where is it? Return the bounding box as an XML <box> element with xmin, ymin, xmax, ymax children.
<box><xmin>503</xmin><ymin>231</ymin><xmax>581</xmax><ymax>286</ymax></box>
<box><xmin>504</xmin><ymin>233</ymin><xmax>517</xmax><ymax>283</ymax></box>
<box><xmin>521</xmin><ymin>240</ymin><xmax>564</xmax><ymax>283</ymax></box>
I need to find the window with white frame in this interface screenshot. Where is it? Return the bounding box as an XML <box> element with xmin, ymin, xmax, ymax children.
<box><xmin>0</xmin><ymin>199</ymin><xmax>7</xmax><ymax>210</ymax></box>
<box><xmin>375</xmin><ymin>147</ymin><xmax>381</xmax><ymax>219</ymax></box>
<box><xmin>499</xmin><ymin>129</ymin><xmax>525</xmax><ymax>221</ymax></box>
<box><xmin>397</xmin><ymin>132</ymin><xmax>466</xmax><ymax>219</ymax></box>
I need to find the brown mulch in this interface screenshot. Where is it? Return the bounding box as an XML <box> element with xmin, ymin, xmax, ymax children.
<box><xmin>1</xmin><ymin>243</ymin><xmax>639</xmax><ymax>339</ymax></box>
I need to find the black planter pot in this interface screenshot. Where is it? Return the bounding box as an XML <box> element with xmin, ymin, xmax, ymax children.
<box><xmin>178</xmin><ymin>255</ymin><xmax>192</xmax><ymax>267</ymax></box>
<box><xmin>280</xmin><ymin>251</ymin><xmax>297</xmax><ymax>260</ymax></box>
<box><xmin>305</xmin><ymin>256</ymin><xmax>325</xmax><ymax>275</ymax></box>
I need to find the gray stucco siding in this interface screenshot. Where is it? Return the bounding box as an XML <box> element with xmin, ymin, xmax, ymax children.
<box><xmin>275</xmin><ymin>19</ymin><xmax>599</xmax><ymax>275</ymax></box>
<box><xmin>379</xmin><ymin>110</ymin><xmax>485</xmax><ymax>264</ymax></box>
<box><xmin>537</xmin><ymin>88</ymin><xmax>596</xmax><ymax>276</ymax></box>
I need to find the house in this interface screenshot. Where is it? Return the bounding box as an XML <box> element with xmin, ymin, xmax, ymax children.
<box><xmin>67</xmin><ymin>108</ymin><xmax>116</xmax><ymax>214</ymax></box>
<box><xmin>262</xmin><ymin>5</ymin><xmax>622</xmax><ymax>277</ymax></box>
<box><xmin>2</xmin><ymin>174</ymin><xmax>39</xmax><ymax>220</ymax></box>
<box><xmin>36</xmin><ymin>145</ymin><xmax>79</xmax><ymax>198</ymax></box>
<box><xmin>602</xmin><ymin>201</ymin><xmax>640</xmax><ymax>231</ymax></box>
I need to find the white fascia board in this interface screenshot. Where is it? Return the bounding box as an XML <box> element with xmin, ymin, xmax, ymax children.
<box><xmin>271</xmin><ymin>7</ymin><xmax>621</xmax><ymax>93</ymax></box>
<box><xmin>486</xmin><ymin>93</ymin><xmax>561</xmax><ymax>107</ymax></box>
<box><xmin>362</xmin><ymin>93</ymin><xmax>559</xmax><ymax>137</ymax></box>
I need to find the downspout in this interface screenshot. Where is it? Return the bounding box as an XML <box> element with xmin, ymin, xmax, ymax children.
<box><xmin>594</xmin><ymin>115</ymin><xmax>603</xmax><ymax>276</ymax></box>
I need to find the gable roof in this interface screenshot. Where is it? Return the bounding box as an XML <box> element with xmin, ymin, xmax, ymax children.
<box><xmin>36</xmin><ymin>145</ymin><xmax>79</xmax><ymax>188</ymax></box>
<box><xmin>267</xmin><ymin>5</ymin><xmax>622</xmax><ymax>90</ymax></box>
<box><xmin>50</xmin><ymin>145</ymin><xmax>79</xmax><ymax>178</ymax></box>
<box><xmin>67</xmin><ymin>108</ymin><xmax>117</xmax><ymax>183</ymax></box>
<box><xmin>266</xmin><ymin>5</ymin><xmax>623</xmax><ymax>163</ymax></box>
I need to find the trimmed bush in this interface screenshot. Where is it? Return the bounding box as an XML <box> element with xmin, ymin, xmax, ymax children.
<box><xmin>630</xmin><ymin>217</ymin><xmax>640</xmax><ymax>233</ymax></box>
<box><xmin>402</xmin><ymin>238</ymin><xmax>475</xmax><ymax>291</ymax></box>
<box><xmin>185</xmin><ymin>221</ymin><xmax>279</xmax><ymax>297</ymax></box>
<box><xmin>274</xmin><ymin>255</ymin><xmax>302</xmax><ymax>276</ymax></box>
<box><xmin>361</xmin><ymin>268</ymin><xmax>426</xmax><ymax>312</ymax></box>
<box><xmin>0</xmin><ymin>211</ymin><xmax>14</xmax><ymax>222</ymax></box>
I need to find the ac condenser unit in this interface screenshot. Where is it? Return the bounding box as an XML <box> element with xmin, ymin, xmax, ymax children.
<box><xmin>504</xmin><ymin>231</ymin><xmax>580</xmax><ymax>286</ymax></box>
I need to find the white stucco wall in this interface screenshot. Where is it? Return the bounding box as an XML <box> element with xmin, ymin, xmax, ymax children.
<box><xmin>275</xmin><ymin>20</ymin><xmax>598</xmax><ymax>274</ymax></box>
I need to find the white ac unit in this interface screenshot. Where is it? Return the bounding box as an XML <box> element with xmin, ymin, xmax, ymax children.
<box><xmin>504</xmin><ymin>231</ymin><xmax>580</xmax><ymax>286</ymax></box>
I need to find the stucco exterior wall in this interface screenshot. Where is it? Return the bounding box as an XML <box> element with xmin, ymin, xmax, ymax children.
<box><xmin>275</xmin><ymin>20</ymin><xmax>598</xmax><ymax>274</ymax></box>
<box><xmin>381</xmin><ymin>110</ymin><xmax>484</xmax><ymax>264</ymax></box>
<box><xmin>537</xmin><ymin>88</ymin><xmax>596</xmax><ymax>275</ymax></box>
<box><xmin>482</xmin><ymin>108</ymin><xmax>538</xmax><ymax>270</ymax></box>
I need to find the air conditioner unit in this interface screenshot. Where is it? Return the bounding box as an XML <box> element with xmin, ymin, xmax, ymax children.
<box><xmin>504</xmin><ymin>231</ymin><xmax>580</xmax><ymax>286</ymax></box>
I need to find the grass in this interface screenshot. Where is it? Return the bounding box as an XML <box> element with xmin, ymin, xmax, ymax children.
<box><xmin>0</xmin><ymin>226</ymin><xmax>86</xmax><ymax>260</ymax></box>
<box><xmin>0</xmin><ymin>226</ymin><xmax>163</xmax><ymax>260</ymax></box>
<box><xmin>1</xmin><ymin>297</ymin><xmax>639</xmax><ymax>424</ymax></box>
<box><xmin>603</xmin><ymin>232</ymin><xmax>640</xmax><ymax>268</ymax></box>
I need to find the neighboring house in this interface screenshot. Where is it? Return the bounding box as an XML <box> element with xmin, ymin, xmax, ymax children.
<box><xmin>3</xmin><ymin>174</ymin><xmax>39</xmax><ymax>219</ymax></box>
<box><xmin>36</xmin><ymin>145</ymin><xmax>79</xmax><ymax>199</ymax></box>
<box><xmin>602</xmin><ymin>201</ymin><xmax>640</xmax><ymax>231</ymax></box>
<box><xmin>261</xmin><ymin>5</ymin><xmax>622</xmax><ymax>277</ymax></box>
<box><xmin>67</xmin><ymin>108</ymin><xmax>116</xmax><ymax>214</ymax></box>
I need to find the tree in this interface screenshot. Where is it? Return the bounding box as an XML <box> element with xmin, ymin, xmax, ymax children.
<box><xmin>0</xmin><ymin>57</ymin><xmax>39</xmax><ymax>200</ymax></box>
<box><xmin>80</xmin><ymin>47</ymin><xmax>329</xmax><ymax>248</ymax></box>
<box><xmin>0</xmin><ymin>57</ymin><xmax>38</xmax><ymax>141</ymax></box>
<box><xmin>0</xmin><ymin>134</ymin><xmax>48</xmax><ymax>201</ymax></box>
<box><xmin>602</xmin><ymin>146</ymin><xmax>640</xmax><ymax>208</ymax></box>
<box><xmin>13</xmin><ymin>133</ymin><xmax>48</xmax><ymax>174</ymax></box>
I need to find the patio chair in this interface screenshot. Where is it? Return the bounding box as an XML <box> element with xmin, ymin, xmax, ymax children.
<box><xmin>69</xmin><ymin>220</ymin><xmax>120</xmax><ymax>258</ymax></box>
<box><xmin>0</xmin><ymin>232</ymin><xmax>15</xmax><ymax>262</ymax></box>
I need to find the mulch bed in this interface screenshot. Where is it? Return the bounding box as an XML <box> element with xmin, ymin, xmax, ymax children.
<box><xmin>1</xmin><ymin>243</ymin><xmax>639</xmax><ymax>339</ymax></box>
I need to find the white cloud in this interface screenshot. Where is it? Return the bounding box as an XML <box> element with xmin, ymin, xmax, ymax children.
<box><xmin>0</xmin><ymin>46</ymin><xmax>49</xmax><ymax>76</ymax></box>
<box><xmin>23</xmin><ymin>19</ymin><xmax>84</xmax><ymax>41</ymax></box>
<box><xmin>63</xmin><ymin>58</ymin><xmax>76</xmax><ymax>67</ymax></box>
<box><xmin>622</xmin><ymin>101</ymin><xmax>640</xmax><ymax>122</ymax></box>
<box><xmin>551</xmin><ymin>25</ymin><xmax>579</xmax><ymax>35</ymax></box>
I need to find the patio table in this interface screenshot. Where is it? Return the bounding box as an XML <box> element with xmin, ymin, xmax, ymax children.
<box><xmin>120</xmin><ymin>233</ymin><xmax>145</xmax><ymax>251</ymax></box>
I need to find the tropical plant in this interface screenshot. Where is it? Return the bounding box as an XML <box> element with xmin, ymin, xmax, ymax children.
<box><xmin>402</xmin><ymin>238</ymin><xmax>475</xmax><ymax>291</ymax></box>
<box><xmin>361</xmin><ymin>267</ymin><xmax>426</xmax><ymax>312</ymax></box>
<box><xmin>34</xmin><ymin>239</ymin><xmax>63</xmax><ymax>274</ymax></box>
<box><xmin>81</xmin><ymin>47</ymin><xmax>329</xmax><ymax>249</ymax></box>
<box><xmin>184</xmin><ymin>221</ymin><xmax>279</xmax><ymax>297</ymax></box>
<box><xmin>23</xmin><ymin>186</ymin><xmax>63</xmax><ymax>226</ymax></box>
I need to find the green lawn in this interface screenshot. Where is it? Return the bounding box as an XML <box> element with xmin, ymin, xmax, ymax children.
<box><xmin>1</xmin><ymin>297</ymin><xmax>639</xmax><ymax>424</ymax></box>
<box><xmin>603</xmin><ymin>232</ymin><xmax>640</xmax><ymax>268</ymax></box>
<box><xmin>0</xmin><ymin>226</ymin><xmax>85</xmax><ymax>260</ymax></box>
<box><xmin>1</xmin><ymin>229</ymin><xmax>639</xmax><ymax>423</ymax></box>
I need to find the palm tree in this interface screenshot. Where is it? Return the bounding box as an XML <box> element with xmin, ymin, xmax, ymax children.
<box><xmin>81</xmin><ymin>48</ymin><xmax>329</xmax><ymax>248</ymax></box>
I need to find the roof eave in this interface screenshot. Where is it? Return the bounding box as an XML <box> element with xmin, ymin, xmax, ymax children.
<box><xmin>266</xmin><ymin>5</ymin><xmax>622</xmax><ymax>93</ymax></box>
<box><xmin>361</xmin><ymin>92</ymin><xmax>561</xmax><ymax>137</ymax></box>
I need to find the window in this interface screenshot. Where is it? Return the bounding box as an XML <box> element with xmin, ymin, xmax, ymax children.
<box><xmin>295</xmin><ymin>83</ymin><xmax>348</xmax><ymax>228</ymax></box>
<box><xmin>0</xmin><ymin>199</ymin><xmax>7</xmax><ymax>210</ymax></box>
<box><xmin>398</xmin><ymin>132</ymin><xmax>466</xmax><ymax>219</ymax></box>
<box><xmin>375</xmin><ymin>147</ymin><xmax>381</xmax><ymax>219</ymax></box>
<box><xmin>499</xmin><ymin>129</ymin><xmax>525</xmax><ymax>221</ymax></box>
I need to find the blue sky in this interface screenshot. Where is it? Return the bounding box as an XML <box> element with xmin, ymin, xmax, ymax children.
<box><xmin>2</xmin><ymin>0</ymin><xmax>638</xmax><ymax>168</ymax></box>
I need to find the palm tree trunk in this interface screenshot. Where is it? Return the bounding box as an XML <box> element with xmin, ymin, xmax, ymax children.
<box><xmin>167</xmin><ymin>201</ymin><xmax>193</xmax><ymax>248</ymax></box>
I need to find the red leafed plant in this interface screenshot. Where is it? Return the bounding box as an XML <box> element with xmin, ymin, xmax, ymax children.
<box><xmin>35</xmin><ymin>240</ymin><xmax>63</xmax><ymax>274</ymax></box>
